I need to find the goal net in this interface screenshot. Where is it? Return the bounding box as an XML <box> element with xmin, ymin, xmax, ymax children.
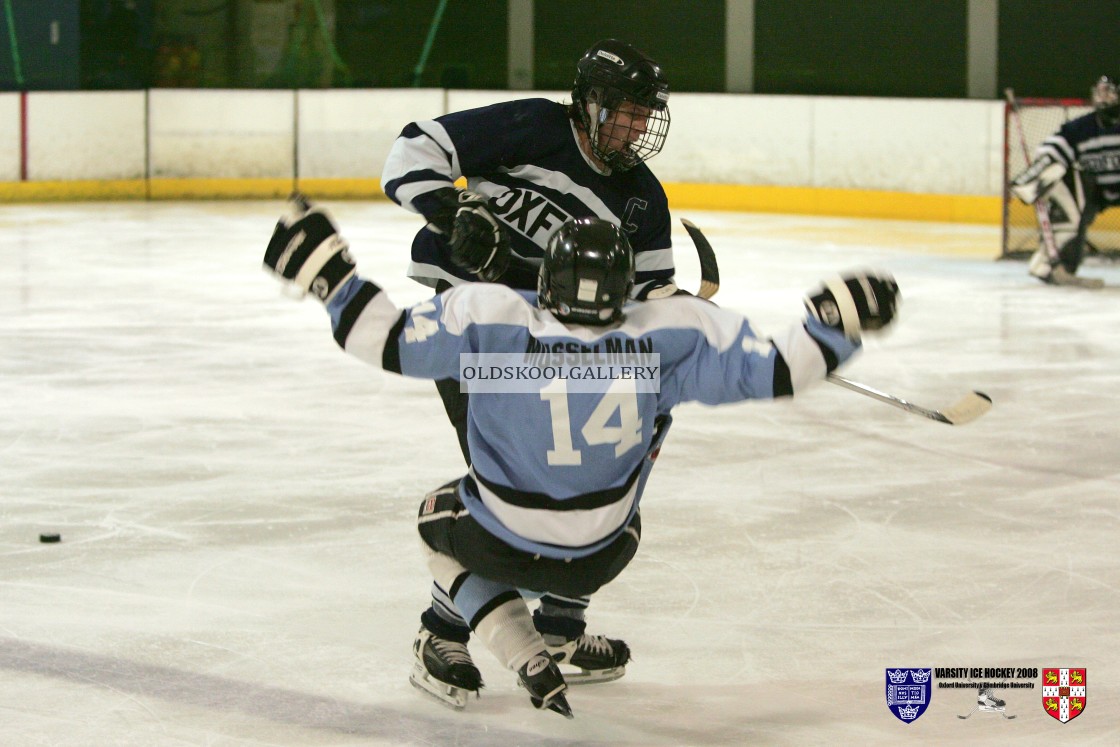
<box><xmin>1003</xmin><ymin>96</ymin><xmax>1120</xmax><ymax>259</ymax></box>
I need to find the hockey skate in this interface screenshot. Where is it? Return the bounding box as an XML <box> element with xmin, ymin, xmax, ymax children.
<box><xmin>517</xmin><ymin>652</ymin><xmax>573</xmax><ymax>719</ymax></box>
<box><xmin>409</xmin><ymin>625</ymin><xmax>483</xmax><ymax>710</ymax></box>
<box><xmin>1030</xmin><ymin>249</ymin><xmax>1104</xmax><ymax>288</ymax></box>
<box><xmin>960</xmin><ymin>687</ymin><xmax>1016</xmax><ymax>719</ymax></box>
<box><xmin>977</xmin><ymin>687</ymin><xmax>1007</xmax><ymax>713</ymax></box>
<box><xmin>543</xmin><ymin>632</ymin><xmax>631</xmax><ymax>684</ymax></box>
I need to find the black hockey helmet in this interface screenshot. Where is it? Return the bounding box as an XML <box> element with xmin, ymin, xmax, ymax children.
<box><xmin>538</xmin><ymin>218</ymin><xmax>634</xmax><ymax>326</ymax></box>
<box><xmin>1091</xmin><ymin>75</ymin><xmax>1119</xmax><ymax>127</ymax></box>
<box><xmin>572</xmin><ymin>39</ymin><xmax>671</xmax><ymax>171</ymax></box>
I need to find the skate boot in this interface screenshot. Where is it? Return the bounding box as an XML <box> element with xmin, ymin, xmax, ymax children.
<box><xmin>517</xmin><ymin>652</ymin><xmax>573</xmax><ymax>719</ymax></box>
<box><xmin>977</xmin><ymin>687</ymin><xmax>1006</xmax><ymax>712</ymax></box>
<box><xmin>409</xmin><ymin>624</ymin><xmax>483</xmax><ymax>710</ymax></box>
<box><xmin>535</xmin><ymin>613</ymin><xmax>630</xmax><ymax>684</ymax></box>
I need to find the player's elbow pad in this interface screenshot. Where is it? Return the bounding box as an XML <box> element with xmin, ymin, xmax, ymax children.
<box><xmin>1010</xmin><ymin>154</ymin><xmax>1066</xmax><ymax>205</ymax></box>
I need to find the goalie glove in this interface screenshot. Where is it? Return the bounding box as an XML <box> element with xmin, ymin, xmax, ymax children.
<box><xmin>263</xmin><ymin>193</ymin><xmax>356</xmax><ymax>303</ymax></box>
<box><xmin>428</xmin><ymin>187</ymin><xmax>511</xmax><ymax>282</ymax></box>
<box><xmin>805</xmin><ymin>270</ymin><xmax>899</xmax><ymax>342</ymax></box>
<box><xmin>1010</xmin><ymin>152</ymin><xmax>1067</xmax><ymax>205</ymax></box>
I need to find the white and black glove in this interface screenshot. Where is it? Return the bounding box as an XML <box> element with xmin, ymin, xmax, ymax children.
<box><xmin>429</xmin><ymin>187</ymin><xmax>511</xmax><ymax>282</ymax></box>
<box><xmin>805</xmin><ymin>270</ymin><xmax>900</xmax><ymax>342</ymax></box>
<box><xmin>263</xmin><ymin>193</ymin><xmax>356</xmax><ymax>303</ymax></box>
<box><xmin>1009</xmin><ymin>153</ymin><xmax>1067</xmax><ymax>205</ymax></box>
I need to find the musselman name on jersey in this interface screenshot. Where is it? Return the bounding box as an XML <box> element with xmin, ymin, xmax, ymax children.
<box><xmin>524</xmin><ymin>336</ymin><xmax>656</xmax><ymax>366</ymax></box>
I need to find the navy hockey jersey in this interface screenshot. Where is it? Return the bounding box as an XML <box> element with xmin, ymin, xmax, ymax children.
<box><xmin>380</xmin><ymin>98</ymin><xmax>674</xmax><ymax>293</ymax></box>
<box><xmin>326</xmin><ymin>276</ymin><xmax>859</xmax><ymax>560</ymax></box>
<box><xmin>1038</xmin><ymin>112</ymin><xmax>1120</xmax><ymax>206</ymax></box>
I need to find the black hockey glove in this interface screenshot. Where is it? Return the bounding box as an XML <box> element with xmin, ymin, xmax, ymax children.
<box><xmin>805</xmin><ymin>270</ymin><xmax>899</xmax><ymax>342</ymax></box>
<box><xmin>430</xmin><ymin>187</ymin><xmax>511</xmax><ymax>282</ymax></box>
<box><xmin>263</xmin><ymin>193</ymin><xmax>356</xmax><ymax>303</ymax></box>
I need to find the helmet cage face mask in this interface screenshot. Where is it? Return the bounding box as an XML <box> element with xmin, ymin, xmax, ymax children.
<box><xmin>1092</xmin><ymin>75</ymin><xmax>1119</xmax><ymax>127</ymax></box>
<box><xmin>587</xmin><ymin>90</ymin><xmax>671</xmax><ymax>171</ymax></box>
<box><xmin>573</xmin><ymin>40</ymin><xmax>671</xmax><ymax>171</ymax></box>
<box><xmin>538</xmin><ymin>219</ymin><xmax>635</xmax><ymax>326</ymax></box>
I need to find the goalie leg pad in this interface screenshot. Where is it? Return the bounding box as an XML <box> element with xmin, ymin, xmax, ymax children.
<box><xmin>1030</xmin><ymin>181</ymin><xmax>1082</xmax><ymax>279</ymax></box>
<box><xmin>1046</xmin><ymin>180</ymin><xmax>1081</xmax><ymax>236</ymax></box>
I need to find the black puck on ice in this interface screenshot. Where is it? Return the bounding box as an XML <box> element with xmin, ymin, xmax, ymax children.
<box><xmin>39</xmin><ymin>533</ymin><xmax>61</xmax><ymax>543</ymax></box>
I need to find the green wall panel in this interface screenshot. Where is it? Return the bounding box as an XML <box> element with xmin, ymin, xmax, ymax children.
<box><xmin>337</xmin><ymin>1</ymin><xmax>507</xmax><ymax>88</ymax></box>
<box><xmin>534</xmin><ymin>1</ymin><xmax>724</xmax><ymax>93</ymax></box>
<box><xmin>999</xmin><ymin>0</ymin><xmax>1118</xmax><ymax>99</ymax></box>
<box><xmin>754</xmin><ymin>0</ymin><xmax>968</xmax><ymax>97</ymax></box>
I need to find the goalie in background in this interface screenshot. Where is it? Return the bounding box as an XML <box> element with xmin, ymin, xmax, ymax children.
<box><xmin>1010</xmin><ymin>75</ymin><xmax>1120</xmax><ymax>286</ymax></box>
<box><xmin>263</xmin><ymin>200</ymin><xmax>900</xmax><ymax>717</ymax></box>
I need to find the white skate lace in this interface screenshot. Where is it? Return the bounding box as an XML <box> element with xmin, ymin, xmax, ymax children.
<box><xmin>576</xmin><ymin>634</ymin><xmax>613</xmax><ymax>656</ymax></box>
<box><xmin>431</xmin><ymin>637</ymin><xmax>473</xmax><ymax>666</ymax></box>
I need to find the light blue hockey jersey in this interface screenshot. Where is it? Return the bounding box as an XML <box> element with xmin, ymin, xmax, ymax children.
<box><xmin>326</xmin><ymin>277</ymin><xmax>859</xmax><ymax>560</ymax></box>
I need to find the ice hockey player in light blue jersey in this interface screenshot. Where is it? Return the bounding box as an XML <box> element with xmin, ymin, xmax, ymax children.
<box><xmin>263</xmin><ymin>197</ymin><xmax>900</xmax><ymax>718</ymax></box>
<box><xmin>381</xmin><ymin>40</ymin><xmax>681</xmax><ymax>681</ymax></box>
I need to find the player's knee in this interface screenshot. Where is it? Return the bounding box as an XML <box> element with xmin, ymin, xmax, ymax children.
<box><xmin>417</xmin><ymin>479</ymin><xmax>463</xmax><ymax>556</ymax></box>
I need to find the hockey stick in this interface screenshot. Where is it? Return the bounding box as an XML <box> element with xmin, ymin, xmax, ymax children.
<box><xmin>678</xmin><ymin>220</ymin><xmax>992</xmax><ymax>425</ymax></box>
<box><xmin>958</xmin><ymin>707</ymin><xmax>1016</xmax><ymax>720</ymax></box>
<box><xmin>1005</xmin><ymin>88</ymin><xmax>1060</xmax><ymax>263</ymax></box>
<box><xmin>681</xmin><ymin>218</ymin><xmax>720</xmax><ymax>299</ymax></box>
<box><xmin>827</xmin><ymin>374</ymin><xmax>992</xmax><ymax>426</ymax></box>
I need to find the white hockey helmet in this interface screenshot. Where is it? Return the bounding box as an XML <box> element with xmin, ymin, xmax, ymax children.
<box><xmin>1091</xmin><ymin>75</ymin><xmax>1119</xmax><ymax>127</ymax></box>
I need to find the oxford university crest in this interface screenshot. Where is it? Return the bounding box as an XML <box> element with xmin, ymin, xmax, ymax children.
<box><xmin>886</xmin><ymin>668</ymin><xmax>932</xmax><ymax>723</ymax></box>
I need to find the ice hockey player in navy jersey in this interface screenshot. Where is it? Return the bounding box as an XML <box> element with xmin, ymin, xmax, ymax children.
<box><xmin>381</xmin><ymin>38</ymin><xmax>674</xmax><ymax>299</ymax></box>
<box><xmin>263</xmin><ymin>196</ymin><xmax>900</xmax><ymax>718</ymax></box>
<box><xmin>381</xmin><ymin>38</ymin><xmax>683</xmax><ymax>688</ymax></box>
<box><xmin>1011</xmin><ymin>75</ymin><xmax>1120</xmax><ymax>287</ymax></box>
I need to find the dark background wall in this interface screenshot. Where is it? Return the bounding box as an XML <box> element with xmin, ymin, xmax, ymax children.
<box><xmin>0</xmin><ymin>0</ymin><xmax>82</xmax><ymax>90</ymax></box>
<box><xmin>0</xmin><ymin>0</ymin><xmax>1114</xmax><ymax>99</ymax></box>
<box><xmin>532</xmin><ymin>1</ymin><xmax>726</xmax><ymax>92</ymax></box>
<box><xmin>998</xmin><ymin>1</ymin><xmax>1116</xmax><ymax>98</ymax></box>
<box><xmin>753</xmin><ymin>0</ymin><xmax>968</xmax><ymax>97</ymax></box>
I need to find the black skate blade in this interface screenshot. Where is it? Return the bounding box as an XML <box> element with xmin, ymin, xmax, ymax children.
<box><xmin>532</xmin><ymin>692</ymin><xmax>574</xmax><ymax>719</ymax></box>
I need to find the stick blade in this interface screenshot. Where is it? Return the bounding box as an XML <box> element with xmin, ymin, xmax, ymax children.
<box><xmin>680</xmin><ymin>219</ymin><xmax>720</xmax><ymax>299</ymax></box>
<box><xmin>938</xmin><ymin>391</ymin><xmax>992</xmax><ymax>426</ymax></box>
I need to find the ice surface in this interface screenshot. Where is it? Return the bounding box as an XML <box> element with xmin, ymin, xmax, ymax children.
<box><xmin>1</xmin><ymin>201</ymin><xmax>1117</xmax><ymax>745</ymax></box>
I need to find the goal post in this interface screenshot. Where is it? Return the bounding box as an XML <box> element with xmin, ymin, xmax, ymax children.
<box><xmin>1003</xmin><ymin>94</ymin><xmax>1120</xmax><ymax>259</ymax></box>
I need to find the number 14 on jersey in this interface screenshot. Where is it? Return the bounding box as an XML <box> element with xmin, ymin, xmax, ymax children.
<box><xmin>540</xmin><ymin>378</ymin><xmax>643</xmax><ymax>466</ymax></box>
